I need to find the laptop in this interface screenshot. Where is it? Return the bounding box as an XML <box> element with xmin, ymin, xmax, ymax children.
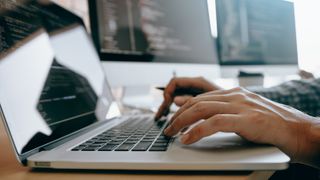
<box><xmin>0</xmin><ymin>0</ymin><xmax>289</xmax><ymax>171</ymax></box>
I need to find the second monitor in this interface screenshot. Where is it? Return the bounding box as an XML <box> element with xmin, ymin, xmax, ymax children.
<box><xmin>215</xmin><ymin>0</ymin><xmax>299</xmax><ymax>78</ymax></box>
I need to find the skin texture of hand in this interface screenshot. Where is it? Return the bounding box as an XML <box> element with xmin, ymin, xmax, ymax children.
<box><xmin>163</xmin><ymin>87</ymin><xmax>320</xmax><ymax>168</ymax></box>
<box><xmin>155</xmin><ymin>77</ymin><xmax>222</xmax><ymax>120</ymax></box>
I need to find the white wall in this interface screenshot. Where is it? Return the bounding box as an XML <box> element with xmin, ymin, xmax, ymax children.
<box><xmin>294</xmin><ymin>0</ymin><xmax>320</xmax><ymax>74</ymax></box>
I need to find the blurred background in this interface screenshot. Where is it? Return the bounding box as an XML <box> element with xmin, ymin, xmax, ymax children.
<box><xmin>52</xmin><ymin>0</ymin><xmax>320</xmax><ymax>77</ymax></box>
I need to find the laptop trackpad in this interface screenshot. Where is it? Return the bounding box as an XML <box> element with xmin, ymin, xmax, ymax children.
<box><xmin>175</xmin><ymin>132</ymin><xmax>266</xmax><ymax>151</ymax></box>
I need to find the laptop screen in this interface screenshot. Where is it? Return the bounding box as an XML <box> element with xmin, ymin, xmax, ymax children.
<box><xmin>0</xmin><ymin>0</ymin><xmax>113</xmax><ymax>156</ymax></box>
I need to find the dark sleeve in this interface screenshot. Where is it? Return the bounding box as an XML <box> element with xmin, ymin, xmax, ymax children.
<box><xmin>248</xmin><ymin>78</ymin><xmax>320</xmax><ymax>117</ymax></box>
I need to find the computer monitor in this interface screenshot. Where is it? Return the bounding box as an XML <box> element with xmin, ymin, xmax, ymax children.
<box><xmin>215</xmin><ymin>0</ymin><xmax>299</xmax><ymax>78</ymax></box>
<box><xmin>89</xmin><ymin>0</ymin><xmax>220</xmax><ymax>87</ymax></box>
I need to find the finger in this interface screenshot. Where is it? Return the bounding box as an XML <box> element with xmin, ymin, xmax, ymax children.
<box><xmin>170</xmin><ymin>94</ymin><xmax>232</xmax><ymax>122</ymax></box>
<box><xmin>155</xmin><ymin>100</ymin><xmax>171</xmax><ymax>120</ymax></box>
<box><xmin>165</xmin><ymin>101</ymin><xmax>238</xmax><ymax>136</ymax></box>
<box><xmin>155</xmin><ymin>77</ymin><xmax>209</xmax><ymax>120</ymax></box>
<box><xmin>174</xmin><ymin>96</ymin><xmax>192</xmax><ymax>106</ymax></box>
<box><xmin>180</xmin><ymin>114</ymin><xmax>241</xmax><ymax>144</ymax></box>
<box><xmin>198</xmin><ymin>87</ymin><xmax>244</xmax><ymax>97</ymax></box>
<box><xmin>155</xmin><ymin>78</ymin><xmax>191</xmax><ymax>120</ymax></box>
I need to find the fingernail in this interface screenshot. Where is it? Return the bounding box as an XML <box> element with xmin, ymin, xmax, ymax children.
<box><xmin>181</xmin><ymin>134</ymin><xmax>190</xmax><ymax>144</ymax></box>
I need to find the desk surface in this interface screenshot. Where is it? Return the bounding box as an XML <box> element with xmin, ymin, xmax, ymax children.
<box><xmin>0</xmin><ymin>119</ymin><xmax>273</xmax><ymax>180</ymax></box>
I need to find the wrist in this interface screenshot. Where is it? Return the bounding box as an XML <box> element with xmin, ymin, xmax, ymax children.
<box><xmin>279</xmin><ymin>114</ymin><xmax>320</xmax><ymax>167</ymax></box>
<box><xmin>301</xmin><ymin>118</ymin><xmax>320</xmax><ymax>167</ymax></box>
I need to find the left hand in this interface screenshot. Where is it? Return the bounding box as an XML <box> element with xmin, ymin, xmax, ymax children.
<box><xmin>164</xmin><ymin>87</ymin><xmax>320</xmax><ymax>165</ymax></box>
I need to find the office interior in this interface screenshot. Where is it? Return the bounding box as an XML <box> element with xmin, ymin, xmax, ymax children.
<box><xmin>49</xmin><ymin>0</ymin><xmax>320</xmax><ymax>111</ymax></box>
<box><xmin>1</xmin><ymin>0</ymin><xmax>320</xmax><ymax>179</ymax></box>
<box><xmin>53</xmin><ymin>0</ymin><xmax>320</xmax><ymax>82</ymax></box>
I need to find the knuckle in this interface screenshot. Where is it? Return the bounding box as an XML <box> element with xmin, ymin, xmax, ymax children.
<box><xmin>192</xmin><ymin>126</ymin><xmax>205</xmax><ymax>136</ymax></box>
<box><xmin>185</xmin><ymin>99</ymin><xmax>194</xmax><ymax>107</ymax></box>
<box><xmin>190</xmin><ymin>97</ymin><xmax>200</xmax><ymax>105</ymax></box>
<box><xmin>188</xmin><ymin>98</ymin><xmax>197</xmax><ymax>104</ymax></box>
<box><xmin>193</xmin><ymin>102</ymin><xmax>207</xmax><ymax>113</ymax></box>
<box><xmin>172</xmin><ymin>117</ymin><xmax>182</xmax><ymax>129</ymax></box>
<box><xmin>166</xmin><ymin>78</ymin><xmax>177</xmax><ymax>89</ymax></box>
<box><xmin>247</xmin><ymin>91</ymin><xmax>260</xmax><ymax>99</ymax></box>
<box><xmin>248</xmin><ymin>109</ymin><xmax>263</xmax><ymax>121</ymax></box>
<box><xmin>233</xmin><ymin>87</ymin><xmax>244</xmax><ymax>92</ymax></box>
<box><xmin>249</xmin><ymin>109</ymin><xmax>259</xmax><ymax>116</ymax></box>
<box><xmin>233</xmin><ymin>93</ymin><xmax>247</xmax><ymax>100</ymax></box>
<box><xmin>211</xmin><ymin>115</ymin><xmax>224</xmax><ymax>126</ymax></box>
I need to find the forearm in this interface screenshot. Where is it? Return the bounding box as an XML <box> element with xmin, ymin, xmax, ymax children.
<box><xmin>248</xmin><ymin>78</ymin><xmax>320</xmax><ymax>167</ymax></box>
<box><xmin>271</xmin><ymin>109</ymin><xmax>320</xmax><ymax>168</ymax></box>
<box><xmin>249</xmin><ymin>78</ymin><xmax>320</xmax><ymax>117</ymax></box>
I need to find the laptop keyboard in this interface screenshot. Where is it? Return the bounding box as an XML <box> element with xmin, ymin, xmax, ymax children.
<box><xmin>71</xmin><ymin>116</ymin><xmax>172</xmax><ymax>152</ymax></box>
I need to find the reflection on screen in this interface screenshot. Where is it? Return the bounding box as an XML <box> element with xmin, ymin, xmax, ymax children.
<box><xmin>94</xmin><ymin>0</ymin><xmax>218</xmax><ymax>63</ymax></box>
<box><xmin>216</xmin><ymin>0</ymin><xmax>298</xmax><ymax>65</ymax></box>
<box><xmin>22</xmin><ymin>59</ymin><xmax>98</xmax><ymax>153</ymax></box>
<box><xmin>0</xmin><ymin>1</ymin><xmax>107</xmax><ymax>154</ymax></box>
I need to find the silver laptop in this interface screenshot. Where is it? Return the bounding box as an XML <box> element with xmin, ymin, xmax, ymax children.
<box><xmin>0</xmin><ymin>0</ymin><xmax>289</xmax><ymax>171</ymax></box>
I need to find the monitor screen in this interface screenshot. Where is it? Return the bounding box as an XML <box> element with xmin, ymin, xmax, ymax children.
<box><xmin>89</xmin><ymin>0</ymin><xmax>219</xmax><ymax>64</ymax></box>
<box><xmin>216</xmin><ymin>0</ymin><xmax>298</xmax><ymax>65</ymax></box>
<box><xmin>0</xmin><ymin>0</ymin><xmax>110</xmax><ymax>156</ymax></box>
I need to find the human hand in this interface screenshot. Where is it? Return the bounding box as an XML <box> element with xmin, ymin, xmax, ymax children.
<box><xmin>155</xmin><ymin>77</ymin><xmax>222</xmax><ymax>120</ymax></box>
<box><xmin>164</xmin><ymin>87</ymin><xmax>320</xmax><ymax>166</ymax></box>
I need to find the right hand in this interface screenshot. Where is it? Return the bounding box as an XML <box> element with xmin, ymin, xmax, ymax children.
<box><xmin>155</xmin><ymin>77</ymin><xmax>222</xmax><ymax>120</ymax></box>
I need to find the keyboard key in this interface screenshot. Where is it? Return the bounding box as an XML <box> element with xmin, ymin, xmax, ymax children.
<box><xmin>149</xmin><ymin>146</ymin><xmax>167</xmax><ymax>151</ymax></box>
<box><xmin>115</xmin><ymin>143</ymin><xmax>135</xmax><ymax>151</ymax></box>
<box><xmin>118</xmin><ymin>135</ymin><xmax>130</xmax><ymax>138</ymax></box>
<box><xmin>131</xmin><ymin>135</ymin><xmax>143</xmax><ymax>139</ymax></box>
<box><xmin>109</xmin><ymin>141</ymin><xmax>122</xmax><ymax>145</ymax></box>
<box><xmin>110</xmin><ymin>140</ymin><xmax>124</xmax><ymax>143</ymax></box>
<box><xmin>145</xmin><ymin>135</ymin><xmax>157</xmax><ymax>138</ymax></box>
<box><xmin>155</xmin><ymin>139</ymin><xmax>170</xmax><ymax>143</ymax></box>
<box><xmin>93</xmin><ymin>141</ymin><xmax>108</xmax><ymax>144</ymax></box>
<box><xmin>132</xmin><ymin>142</ymin><xmax>152</xmax><ymax>151</ymax></box>
<box><xmin>124</xmin><ymin>140</ymin><xmax>138</xmax><ymax>144</ymax></box>
<box><xmin>76</xmin><ymin>144</ymin><xmax>87</xmax><ymax>148</ymax></box>
<box><xmin>87</xmin><ymin>144</ymin><xmax>104</xmax><ymax>148</ymax></box>
<box><xmin>157</xmin><ymin>135</ymin><xmax>170</xmax><ymax>140</ymax></box>
<box><xmin>82</xmin><ymin>147</ymin><xmax>98</xmax><ymax>151</ymax></box>
<box><xmin>98</xmin><ymin>144</ymin><xmax>118</xmax><ymax>151</ymax></box>
<box><xmin>72</xmin><ymin>116</ymin><xmax>171</xmax><ymax>152</ymax></box>
<box><xmin>127</xmin><ymin>138</ymin><xmax>140</xmax><ymax>141</ymax></box>
<box><xmin>141</xmin><ymin>139</ymin><xmax>154</xmax><ymax>142</ymax></box>
<box><xmin>152</xmin><ymin>143</ymin><xmax>168</xmax><ymax>147</ymax></box>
